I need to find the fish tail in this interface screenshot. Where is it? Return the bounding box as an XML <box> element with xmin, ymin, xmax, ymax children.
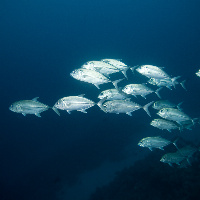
<box><xmin>97</xmin><ymin>97</ymin><xmax>107</xmax><ymax>113</ymax></box>
<box><xmin>172</xmin><ymin>138</ymin><xmax>179</xmax><ymax>150</ymax></box>
<box><xmin>155</xmin><ymin>87</ymin><xmax>162</xmax><ymax>99</ymax></box>
<box><xmin>112</xmin><ymin>78</ymin><xmax>125</xmax><ymax>90</ymax></box>
<box><xmin>52</xmin><ymin>106</ymin><xmax>60</xmax><ymax>116</ymax></box>
<box><xmin>143</xmin><ymin>101</ymin><xmax>154</xmax><ymax>117</ymax></box>
<box><xmin>177</xmin><ymin>102</ymin><xmax>183</xmax><ymax>110</ymax></box>
<box><xmin>122</xmin><ymin>66</ymin><xmax>131</xmax><ymax>80</ymax></box>
<box><xmin>130</xmin><ymin>65</ymin><xmax>138</xmax><ymax>74</ymax></box>
<box><xmin>180</xmin><ymin>80</ymin><xmax>187</xmax><ymax>91</ymax></box>
<box><xmin>171</xmin><ymin>76</ymin><xmax>181</xmax><ymax>88</ymax></box>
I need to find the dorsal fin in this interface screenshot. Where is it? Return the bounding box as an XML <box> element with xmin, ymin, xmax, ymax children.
<box><xmin>32</xmin><ymin>97</ymin><xmax>39</xmax><ymax>102</ymax></box>
<box><xmin>78</xmin><ymin>94</ymin><xmax>85</xmax><ymax>97</ymax></box>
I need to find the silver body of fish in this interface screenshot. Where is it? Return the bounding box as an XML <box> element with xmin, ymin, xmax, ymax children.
<box><xmin>53</xmin><ymin>95</ymin><xmax>95</xmax><ymax>114</ymax></box>
<box><xmin>98</xmin><ymin>88</ymin><xmax>127</xmax><ymax>100</ymax></box>
<box><xmin>101</xmin><ymin>59</ymin><xmax>129</xmax><ymax>79</ymax></box>
<box><xmin>150</xmin><ymin>118</ymin><xmax>179</xmax><ymax>132</ymax></box>
<box><xmin>138</xmin><ymin>136</ymin><xmax>171</xmax><ymax>151</ymax></box>
<box><xmin>157</xmin><ymin>108</ymin><xmax>192</xmax><ymax>124</ymax></box>
<box><xmin>98</xmin><ymin>98</ymin><xmax>153</xmax><ymax>117</ymax></box>
<box><xmin>122</xmin><ymin>84</ymin><xmax>162</xmax><ymax>99</ymax></box>
<box><xmin>152</xmin><ymin>100</ymin><xmax>182</xmax><ymax>110</ymax></box>
<box><xmin>9</xmin><ymin>97</ymin><xmax>49</xmax><ymax>117</ymax></box>
<box><xmin>82</xmin><ymin>61</ymin><xmax>119</xmax><ymax>76</ymax></box>
<box><xmin>160</xmin><ymin>152</ymin><xmax>186</xmax><ymax>166</ymax></box>
<box><xmin>134</xmin><ymin>65</ymin><xmax>170</xmax><ymax>79</ymax></box>
<box><xmin>70</xmin><ymin>68</ymin><xmax>110</xmax><ymax>89</ymax></box>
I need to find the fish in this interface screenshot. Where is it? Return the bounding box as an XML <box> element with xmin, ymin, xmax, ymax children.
<box><xmin>98</xmin><ymin>88</ymin><xmax>127</xmax><ymax>100</ymax></box>
<box><xmin>131</xmin><ymin>65</ymin><xmax>170</xmax><ymax>79</ymax></box>
<box><xmin>196</xmin><ymin>69</ymin><xmax>200</xmax><ymax>77</ymax></box>
<box><xmin>82</xmin><ymin>61</ymin><xmax>119</xmax><ymax>77</ymax></box>
<box><xmin>179</xmin><ymin>118</ymin><xmax>199</xmax><ymax>130</ymax></box>
<box><xmin>9</xmin><ymin>97</ymin><xmax>50</xmax><ymax>117</ymax></box>
<box><xmin>70</xmin><ymin>68</ymin><xmax>111</xmax><ymax>89</ymax></box>
<box><xmin>52</xmin><ymin>94</ymin><xmax>95</xmax><ymax>115</ymax></box>
<box><xmin>138</xmin><ymin>136</ymin><xmax>176</xmax><ymax>151</ymax></box>
<box><xmin>152</xmin><ymin>100</ymin><xmax>183</xmax><ymax>110</ymax></box>
<box><xmin>97</xmin><ymin>98</ymin><xmax>153</xmax><ymax>117</ymax></box>
<box><xmin>157</xmin><ymin>108</ymin><xmax>193</xmax><ymax>125</ymax></box>
<box><xmin>150</xmin><ymin>118</ymin><xmax>180</xmax><ymax>132</ymax></box>
<box><xmin>122</xmin><ymin>83</ymin><xmax>162</xmax><ymax>99</ymax></box>
<box><xmin>101</xmin><ymin>59</ymin><xmax>130</xmax><ymax>79</ymax></box>
<box><xmin>160</xmin><ymin>151</ymin><xmax>186</xmax><ymax>167</ymax></box>
<box><xmin>148</xmin><ymin>76</ymin><xmax>186</xmax><ymax>90</ymax></box>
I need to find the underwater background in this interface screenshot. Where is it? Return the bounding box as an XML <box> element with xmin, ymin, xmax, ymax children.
<box><xmin>1</xmin><ymin>0</ymin><xmax>200</xmax><ymax>200</ymax></box>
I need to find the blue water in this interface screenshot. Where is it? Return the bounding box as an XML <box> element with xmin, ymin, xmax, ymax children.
<box><xmin>1</xmin><ymin>1</ymin><xmax>200</xmax><ymax>200</ymax></box>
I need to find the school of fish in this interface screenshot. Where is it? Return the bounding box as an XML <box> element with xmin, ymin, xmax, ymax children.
<box><xmin>9</xmin><ymin>59</ymin><xmax>200</xmax><ymax>167</ymax></box>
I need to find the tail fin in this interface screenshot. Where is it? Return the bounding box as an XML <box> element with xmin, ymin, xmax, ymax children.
<box><xmin>177</xmin><ymin>102</ymin><xmax>183</xmax><ymax>110</ymax></box>
<box><xmin>155</xmin><ymin>87</ymin><xmax>162</xmax><ymax>99</ymax></box>
<box><xmin>143</xmin><ymin>101</ymin><xmax>154</xmax><ymax>117</ymax></box>
<box><xmin>52</xmin><ymin>107</ymin><xmax>60</xmax><ymax>116</ymax></box>
<box><xmin>180</xmin><ymin>80</ymin><xmax>187</xmax><ymax>91</ymax></box>
<box><xmin>171</xmin><ymin>76</ymin><xmax>181</xmax><ymax>88</ymax></box>
<box><xmin>97</xmin><ymin>97</ymin><xmax>107</xmax><ymax>113</ymax></box>
<box><xmin>130</xmin><ymin>66</ymin><xmax>138</xmax><ymax>74</ymax></box>
<box><xmin>112</xmin><ymin>78</ymin><xmax>125</xmax><ymax>90</ymax></box>
<box><xmin>121</xmin><ymin>67</ymin><xmax>130</xmax><ymax>79</ymax></box>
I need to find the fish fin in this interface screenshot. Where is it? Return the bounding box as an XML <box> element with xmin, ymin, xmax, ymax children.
<box><xmin>121</xmin><ymin>67</ymin><xmax>130</xmax><ymax>79</ymax></box>
<box><xmin>167</xmin><ymin>129</ymin><xmax>171</xmax><ymax>132</ymax></box>
<box><xmin>159</xmin><ymin>147</ymin><xmax>164</xmax><ymax>150</ymax></box>
<box><xmin>166</xmin><ymin>86</ymin><xmax>172</xmax><ymax>90</ymax></box>
<box><xmin>52</xmin><ymin>107</ymin><xmax>60</xmax><ymax>116</ymax></box>
<box><xmin>130</xmin><ymin>66</ymin><xmax>138</xmax><ymax>74</ymax></box>
<box><xmin>79</xmin><ymin>110</ymin><xmax>87</xmax><ymax>113</ymax></box>
<box><xmin>143</xmin><ymin>101</ymin><xmax>154</xmax><ymax>117</ymax></box>
<box><xmin>112</xmin><ymin>78</ymin><xmax>125</xmax><ymax>90</ymax></box>
<box><xmin>187</xmin><ymin>158</ymin><xmax>192</xmax><ymax>166</ymax></box>
<box><xmin>97</xmin><ymin>97</ymin><xmax>107</xmax><ymax>113</ymax></box>
<box><xmin>22</xmin><ymin>113</ymin><xmax>26</xmax><ymax>116</ymax></box>
<box><xmin>177</xmin><ymin>102</ymin><xmax>183</xmax><ymax>110</ymax></box>
<box><xmin>141</xmin><ymin>95</ymin><xmax>146</xmax><ymax>99</ymax></box>
<box><xmin>155</xmin><ymin>87</ymin><xmax>162</xmax><ymax>99</ymax></box>
<box><xmin>78</xmin><ymin>94</ymin><xmax>85</xmax><ymax>97</ymax></box>
<box><xmin>180</xmin><ymin>80</ymin><xmax>187</xmax><ymax>91</ymax></box>
<box><xmin>67</xmin><ymin>110</ymin><xmax>71</xmax><ymax>114</ymax></box>
<box><xmin>35</xmin><ymin>113</ymin><xmax>41</xmax><ymax>117</ymax></box>
<box><xmin>172</xmin><ymin>138</ymin><xmax>179</xmax><ymax>150</ymax></box>
<box><xmin>126</xmin><ymin>112</ymin><xmax>132</xmax><ymax>116</ymax></box>
<box><xmin>171</xmin><ymin>76</ymin><xmax>181</xmax><ymax>88</ymax></box>
<box><xmin>168</xmin><ymin>163</ymin><xmax>173</xmax><ymax>167</ymax></box>
<box><xmin>149</xmin><ymin>147</ymin><xmax>153</xmax><ymax>151</ymax></box>
<box><xmin>94</xmin><ymin>84</ymin><xmax>100</xmax><ymax>89</ymax></box>
<box><xmin>32</xmin><ymin>97</ymin><xmax>39</xmax><ymax>102</ymax></box>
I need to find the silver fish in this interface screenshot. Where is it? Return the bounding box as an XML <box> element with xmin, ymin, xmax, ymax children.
<box><xmin>148</xmin><ymin>77</ymin><xmax>186</xmax><ymax>90</ymax></box>
<box><xmin>152</xmin><ymin>100</ymin><xmax>182</xmax><ymax>110</ymax></box>
<box><xmin>53</xmin><ymin>94</ymin><xmax>95</xmax><ymax>115</ymax></box>
<box><xmin>98</xmin><ymin>98</ymin><xmax>153</xmax><ymax>117</ymax></box>
<box><xmin>98</xmin><ymin>88</ymin><xmax>127</xmax><ymax>100</ymax></box>
<box><xmin>9</xmin><ymin>97</ymin><xmax>50</xmax><ymax>117</ymax></box>
<box><xmin>157</xmin><ymin>108</ymin><xmax>193</xmax><ymax>125</ymax></box>
<box><xmin>82</xmin><ymin>61</ymin><xmax>119</xmax><ymax>76</ymax></box>
<box><xmin>101</xmin><ymin>59</ymin><xmax>129</xmax><ymax>79</ymax></box>
<box><xmin>122</xmin><ymin>84</ymin><xmax>162</xmax><ymax>99</ymax></box>
<box><xmin>70</xmin><ymin>68</ymin><xmax>111</xmax><ymax>89</ymax></box>
<box><xmin>138</xmin><ymin>136</ymin><xmax>173</xmax><ymax>151</ymax></box>
<box><xmin>131</xmin><ymin>65</ymin><xmax>170</xmax><ymax>79</ymax></box>
<box><xmin>160</xmin><ymin>152</ymin><xmax>186</xmax><ymax>166</ymax></box>
<box><xmin>150</xmin><ymin>118</ymin><xmax>179</xmax><ymax>132</ymax></box>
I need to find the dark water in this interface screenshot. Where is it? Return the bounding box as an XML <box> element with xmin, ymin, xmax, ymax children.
<box><xmin>1</xmin><ymin>0</ymin><xmax>200</xmax><ymax>200</ymax></box>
